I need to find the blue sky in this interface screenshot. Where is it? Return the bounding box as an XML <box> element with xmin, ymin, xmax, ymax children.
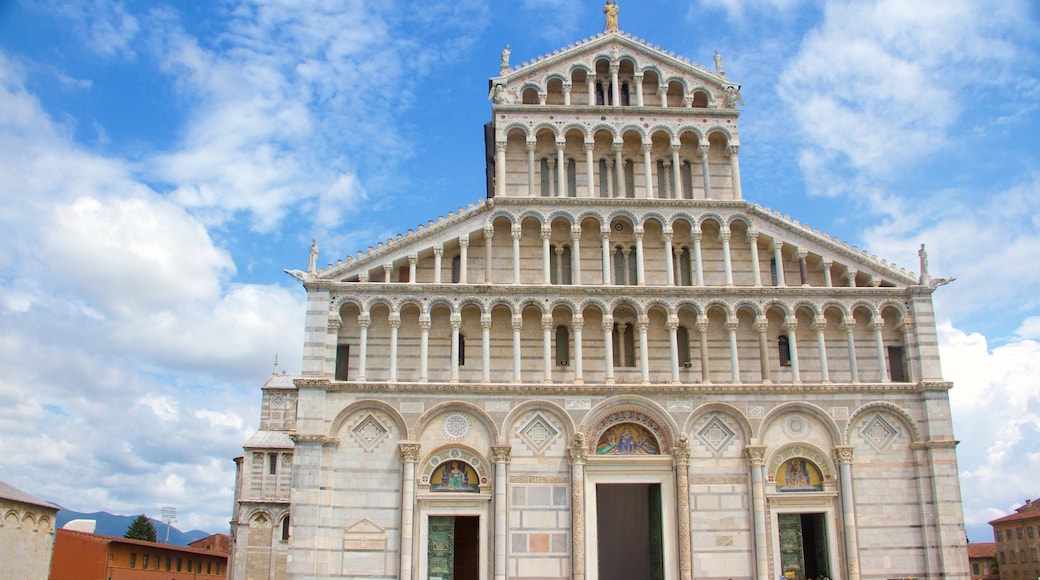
<box><xmin>0</xmin><ymin>0</ymin><xmax>1037</xmax><ymax>540</ymax></box>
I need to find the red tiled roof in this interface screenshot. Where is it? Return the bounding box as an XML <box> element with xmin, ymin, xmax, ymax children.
<box><xmin>56</xmin><ymin>528</ymin><xmax>228</xmax><ymax>557</ymax></box>
<box><xmin>968</xmin><ymin>542</ymin><xmax>996</xmax><ymax>558</ymax></box>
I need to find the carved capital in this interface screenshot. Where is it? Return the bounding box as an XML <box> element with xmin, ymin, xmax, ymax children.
<box><xmin>744</xmin><ymin>445</ymin><xmax>767</xmax><ymax>466</ymax></box>
<box><xmin>569</xmin><ymin>433</ymin><xmax>588</xmax><ymax>465</ymax></box>
<box><xmin>834</xmin><ymin>445</ymin><xmax>855</xmax><ymax>464</ymax></box>
<box><xmin>399</xmin><ymin>442</ymin><xmax>421</xmax><ymax>463</ymax></box>
<box><xmin>491</xmin><ymin>445</ymin><xmax>512</xmax><ymax>463</ymax></box>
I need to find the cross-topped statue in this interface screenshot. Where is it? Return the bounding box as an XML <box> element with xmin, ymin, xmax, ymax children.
<box><xmin>604</xmin><ymin>1</ymin><xmax>619</xmax><ymax>32</ymax></box>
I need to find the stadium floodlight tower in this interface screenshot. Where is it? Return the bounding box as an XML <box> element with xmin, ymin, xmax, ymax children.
<box><xmin>160</xmin><ymin>506</ymin><xmax>177</xmax><ymax>544</ymax></box>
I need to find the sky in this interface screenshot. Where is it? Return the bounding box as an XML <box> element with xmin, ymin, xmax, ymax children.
<box><xmin>0</xmin><ymin>0</ymin><xmax>1037</xmax><ymax>540</ymax></box>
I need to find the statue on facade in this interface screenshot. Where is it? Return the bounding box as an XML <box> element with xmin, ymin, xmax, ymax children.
<box><xmin>918</xmin><ymin>243</ymin><xmax>929</xmax><ymax>284</ymax></box>
<box><xmin>500</xmin><ymin>45</ymin><xmax>510</xmax><ymax>69</ymax></box>
<box><xmin>490</xmin><ymin>83</ymin><xmax>516</xmax><ymax>104</ymax></box>
<box><xmin>308</xmin><ymin>239</ymin><xmax>319</xmax><ymax>274</ymax></box>
<box><xmin>603</xmin><ymin>1</ymin><xmax>619</xmax><ymax>33</ymax></box>
<box><xmin>724</xmin><ymin>84</ymin><xmax>743</xmax><ymax>108</ymax></box>
<box><xmin>714</xmin><ymin>50</ymin><xmax>725</xmax><ymax>77</ymax></box>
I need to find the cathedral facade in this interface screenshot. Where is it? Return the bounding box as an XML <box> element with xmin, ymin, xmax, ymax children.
<box><xmin>229</xmin><ymin>12</ymin><xmax>968</xmax><ymax>580</ymax></box>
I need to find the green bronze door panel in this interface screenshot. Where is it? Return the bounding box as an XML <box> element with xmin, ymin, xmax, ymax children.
<box><xmin>428</xmin><ymin>516</ymin><xmax>455</xmax><ymax>580</ymax></box>
<box><xmin>778</xmin><ymin>513</ymin><xmax>805</xmax><ymax>580</ymax></box>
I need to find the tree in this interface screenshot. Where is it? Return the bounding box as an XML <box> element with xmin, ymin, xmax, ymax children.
<box><xmin>124</xmin><ymin>514</ymin><xmax>158</xmax><ymax>542</ymax></box>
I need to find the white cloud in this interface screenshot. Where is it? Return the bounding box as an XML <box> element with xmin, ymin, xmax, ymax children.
<box><xmin>1016</xmin><ymin>317</ymin><xmax>1040</xmax><ymax>339</ymax></box>
<box><xmin>40</xmin><ymin>0</ymin><xmax>140</xmax><ymax>59</ymax></box>
<box><xmin>779</xmin><ymin>0</ymin><xmax>1024</xmax><ymax>190</ymax></box>
<box><xmin>940</xmin><ymin>323</ymin><xmax>1040</xmax><ymax>533</ymax></box>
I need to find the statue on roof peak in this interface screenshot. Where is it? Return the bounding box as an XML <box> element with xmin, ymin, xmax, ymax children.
<box><xmin>604</xmin><ymin>1</ymin><xmax>619</xmax><ymax>33</ymax></box>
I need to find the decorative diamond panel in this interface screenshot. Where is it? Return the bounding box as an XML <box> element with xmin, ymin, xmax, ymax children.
<box><xmin>860</xmin><ymin>414</ymin><xmax>900</xmax><ymax>451</ymax></box>
<box><xmin>696</xmin><ymin>414</ymin><xmax>736</xmax><ymax>453</ymax></box>
<box><xmin>351</xmin><ymin>414</ymin><xmax>389</xmax><ymax>451</ymax></box>
<box><xmin>518</xmin><ymin>413</ymin><xmax>560</xmax><ymax>454</ymax></box>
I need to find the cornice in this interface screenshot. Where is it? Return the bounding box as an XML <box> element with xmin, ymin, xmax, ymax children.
<box><xmin>313</xmin><ymin>380</ymin><xmax>923</xmax><ymax>396</ymax></box>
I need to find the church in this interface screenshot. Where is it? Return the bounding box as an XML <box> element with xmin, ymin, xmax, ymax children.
<box><xmin>228</xmin><ymin>6</ymin><xmax>969</xmax><ymax>580</ymax></box>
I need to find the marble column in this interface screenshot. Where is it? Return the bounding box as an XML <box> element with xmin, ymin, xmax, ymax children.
<box><xmin>542</xmin><ymin>315</ymin><xmax>553</xmax><ymax>384</ymax></box>
<box><xmin>433</xmin><ymin>245</ymin><xmax>443</xmax><ymax>284</ymax></box>
<box><xmin>586</xmin><ymin>75</ymin><xmax>596</xmax><ymax>105</ymax></box>
<box><xmin>450</xmin><ymin>315</ymin><xmax>461</xmax><ymax>383</ymax></box>
<box><xmin>541</xmin><ymin>227</ymin><xmax>552</xmax><ymax>284</ymax></box>
<box><xmin>492</xmin><ymin>445</ymin><xmax>512</xmax><ymax>580</ymax></box>
<box><xmin>835</xmin><ymin>446</ymin><xmax>861</xmax><ymax>580</ymax></box>
<box><xmin>899</xmin><ymin>318</ymin><xmax>918</xmax><ymax>383</ymax></box>
<box><xmin>745</xmin><ymin>446</ymin><xmax>769</xmax><ymax>580</ymax></box>
<box><xmin>663</xmin><ymin>160</ymin><xmax>673</xmax><ymax>200</ymax></box>
<box><xmin>571</xmin><ymin>227</ymin><xmax>583</xmax><ymax>285</ymax></box>
<box><xmin>584</xmin><ymin>143</ymin><xmax>595</xmax><ymax>198</ymax></box>
<box><xmin>484</xmin><ymin>226</ymin><xmax>495</xmax><ymax>284</ymax></box>
<box><xmin>674</xmin><ymin>436</ymin><xmax>693</xmax><ymax>580</ymax></box>
<box><xmin>419</xmin><ymin>315</ymin><xmax>430</xmax><ymax>382</ymax></box>
<box><xmin>388</xmin><ymin>313</ymin><xmax>400</xmax><ymax>382</ymax></box>
<box><xmin>554</xmin><ymin>247</ymin><xmax>565</xmax><ymax>286</ymax></box>
<box><xmin>772</xmin><ymin>241</ymin><xmax>785</xmax><ymax>287</ymax></box>
<box><xmin>357</xmin><ymin>314</ymin><xmax>369</xmax><ymax>381</ymax></box>
<box><xmin>512</xmin><ymin>316</ymin><xmax>523</xmax><ymax>383</ymax></box>
<box><xmin>408</xmin><ymin>254</ymin><xmax>417</xmax><ymax>284</ymax></box>
<box><xmin>642</xmin><ymin>142</ymin><xmax>654</xmax><ymax>199</ymax></box>
<box><xmin>697</xmin><ymin>316</ymin><xmax>710</xmax><ymax>384</ymax></box>
<box><xmin>495</xmin><ymin>141</ymin><xmax>506</xmax><ymax>197</ymax></box>
<box><xmin>633</xmin><ymin>74</ymin><xmax>644</xmax><ymax>107</ymax></box>
<box><xmin>600</xmin><ymin>230</ymin><xmax>612</xmax><ymax>285</ymax></box>
<box><xmin>846</xmin><ymin>267</ymin><xmax>858</xmax><ymax>288</ymax></box>
<box><xmin>569</xmin><ymin>435</ymin><xmax>588</xmax><ymax>580</ymax></box>
<box><xmin>663</xmin><ymin>230</ymin><xmax>675</xmax><ymax>287</ymax></box>
<box><xmin>844</xmin><ymin>320</ymin><xmax>860</xmax><ymax>383</ymax></box>
<box><xmin>728</xmin><ymin>145</ymin><xmax>742</xmax><ymax>199</ymax></box>
<box><xmin>556</xmin><ymin>142</ymin><xmax>567</xmax><ymax>198</ymax></box>
<box><xmin>872</xmin><ymin>320</ymin><xmax>890</xmax><ymax>382</ymax></box>
<box><xmin>638</xmin><ymin>318</ymin><xmax>650</xmax><ymax>384</ymax></box>
<box><xmin>562</xmin><ymin>81</ymin><xmax>572</xmax><ymax>106</ymax></box>
<box><xmin>667</xmin><ymin>318</ymin><xmax>681</xmax><ymax>384</ymax></box>
<box><xmin>658</xmin><ymin>85</ymin><xmax>668</xmax><ymax>108</ymax></box>
<box><xmin>602</xmin><ymin>317</ymin><xmax>615</xmax><ymax>384</ymax></box>
<box><xmin>726</xmin><ymin>320</ymin><xmax>740</xmax><ymax>382</ymax></box>
<box><xmin>573</xmin><ymin>317</ymin><xmax>585</xmax><ymax>384</ymax></box>
<box><xmin>605</xmin><ymin>159</ymin><xmax>615</xmax><ymax>198</ymax></box>
<box><xmin>749</xmin><ymin>231</ymin><xmax>762</xmax><ymax>287</ymax></box>
<box><xmin>692</xmin><ymin>231</ymin><xmax>705</xmax><ymax>286</ymax></box>
<box><xmin>398</xmin><ymin>442</ymin><xmax>421</xmax><ymax>580</ymax></box>
<box><xmin>814</xmin><ymin>318</ymin><xmax>830</xmax><ymax>382</ymax></box>
<box><xmin>720</xmin><ymin>227</ymin><xmax>734</xmax><ymax>286</ymax></box>
<box><xmin>610</xmin><ymin>64</ymin><xmax>620</xmax><ymax>106</ymax></box>
<box><xmin>459</xmin><ymin>237</ymin><xmax>469</xmax><ymax>284</ymax></box>
<box><xmin>526</xmin><ymin>142</ymin><xmax>536</xmax><ymax>197</ymax></box>
<box><xmin>511</xmin><ymin>225</ymin><xmax>522</xmax><ymax>284</ymax></box>
<box><xmin>613</xmin><ymin>144</ymin><xmax>625</xmax><ymax>198</ymax></box>
<box><xmin>634</xmin><ymin>228</ymin><xmax>646</xmax><ymax>285</ymax></box>
<box><xmin>798</xmin><ymin>249</ymin><xmax>809</xmax><ymax>286</ymax></box>
<box><xmin>384</xmin><ymin>263</ymin><xmax>393</xmax><ymax>283</ymax></box>
<box><xmin>481</xmin><ymin>316</ymin><xmax>492</xmax><ymax>383</ymax></box>
<box><xmin>756</xmin><ymin>317</ymin><xmax>771</xmax><ymax>383</ymax></box>
<box><xmin>785</xmin><ymin>321</ymin><xmax>801</xmax><ymax>384</ymax></box>
<box><xmin>671</xmin><ymin>145</ymin><xmax>682</xmax><ymax>199</ymax></box>
<box><xmin>700</xmin><ymin>145</ymin><xmax>712</xmax><ymax>199</ymax></box>
<box><xmin>822</xmin><ymin>258</ymin><xmax>833</xmax><ymax>288</ymax></box>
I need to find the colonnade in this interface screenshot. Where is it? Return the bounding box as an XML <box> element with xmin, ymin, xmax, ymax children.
<box><xmin>495</xmin><ymin>138</ymin><xmax>741</xmax><ymax>200</ymax></box>
<box><xmin>338</xmin><ymin>305</ymin><xmax>912</xmax><ymax>385</ymax></box>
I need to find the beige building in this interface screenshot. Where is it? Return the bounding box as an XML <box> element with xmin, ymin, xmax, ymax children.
<box><xmin>990</xmin><ymin>498</ymin><xmax>1040</xmax><ymax>580</ymax></box>
<box><xmin>0</xmin><ymin>481</ymin><xmax>58</xmax><ymax>580</ymax></box>
<box><xmin>230</xmin><ymin>9</ymin><xmax>969</xmax><ymax>580</ymax></box>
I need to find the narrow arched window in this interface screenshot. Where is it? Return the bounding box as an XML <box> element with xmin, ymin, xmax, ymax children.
<box><xmin>540</xmin><ymin>158</ymin><xmax>551</xmax><ymax>197</ymax></box>
<box><xmin>281</xmin><ymin>516</ymin><xmax>290</xmax><ymax>542</ymax></box>
<box><xmin>678</xmin><ymin>247</ymin><xmax>692</xmax><ymax>286</ymax></box>
<box><xmin>770</xmin><ymin>258</ymin><xmax>779</xmax><ymax>286</ymax></box>
<box><xmin>778</xmin><ymin>335</ymin><xmax>791</xmax><ymax>366</ymax></box>
<box><xmin>620</xmin><ymin>82</ymin><xmax>630</xmax><ymax>106</ymax></box>
<box><xmin>596</xmin><ymin>82</ymin><xmax>605</xmax><ymax>105</ymax></box>
<box><xmin>458</xmin><ymin>334</ymin><xmax>466</xmax><ymax>366</ymax></box>
<box><xmin>566</xmin><ymin>158</ymin><xmax>577</xmax><ymax>197</ymax></box>
<box><xmin>451</xmin><ymin>255</ymin><xmax>461</xmax><ymax>283</ymax></box>
<box><xmin>677</xmin><ymin>326</ymin><xmax>691</xmax><ymax>367</ymax></box>
<box><xmin>555</xmin><ymin>325</ymin><xmax>570</xmax><ymax>365</ymax></box>
<box><xmin>624</xmin><ymin>159</ymin><xmax>635</xmax><ymax>198</ymax></box>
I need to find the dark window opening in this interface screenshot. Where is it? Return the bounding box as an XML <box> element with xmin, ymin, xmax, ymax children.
<box><xmin>677</xmin><ymin>326</ymin><xmax>691</xmax><ymax>367</ymax></box>
<box><xmin>281</xmin><ymin>516</ymin><xmax>290</xmax><ymax>542</ymax></box>
<box><xmin>556</xmin><ymin>325</ymin><xmax>571</xmax><ymax>365</ymax></box>
<box><xmin>887</xmin><ymin>346</ymin><xmax>907</xmax><ymax>382</ymax></box>
<box><xmin>451</xmin><ymin>255</ymin><xmax>462</xmax><ymax>283</ymax></box>
<box><xmin>778</xmin><ymin>335</ymin><xmax>792</xmax><ymax>367</ymax></box>
<box><xmin>268</xmin><ymin>453</ymin><xmax>278</xmax><ymax>475</ymax></box>
<box><xmin>335</xmin><ymin>344</ymin><xmax>350</xmax><ymax>381</ymax></box>
<box><xmin>458</xmin><ymin>334</ymin><xmax>466</xmax><ymax>366</ymax></box>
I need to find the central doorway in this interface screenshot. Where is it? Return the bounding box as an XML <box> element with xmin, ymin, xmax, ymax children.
<box><xmin>778</xmin><ymin>513</ymin><xmax>830</xmax><ymax>580</ymax></box>
<box><xmin>428</xmin><ymin>516</ymin><xmax>479</xmax><ymax>580</ymax></box>
<box><xmin>596</xmin><ymin>483</ymin><xmax>665</xmax><ymax>580</ymax></box>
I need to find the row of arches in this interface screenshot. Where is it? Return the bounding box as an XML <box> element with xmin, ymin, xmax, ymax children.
<box><xmin>508</xmin><ymin>55</ymin><xmax>723</xmax><ymax>109</ymax></box>
<box><xmin>352</xmin><ymin>212</ymin><xmax>892</xmax><ymax>289</ymax></box>
<box><xmin>332</xmin><ymin>297</ymin><xmax>913</xmax><ymax>385</ymax></box>
<box><xmin>495</xmin><ymin>123</ymin><xmax>738</xmax><ymax>200</ymax></box>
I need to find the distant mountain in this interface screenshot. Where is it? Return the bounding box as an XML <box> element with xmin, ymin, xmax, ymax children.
<box><xmin>55</xmin><ymin>510</ymin><xmax>217</xmax><ymax>546</ymax></box>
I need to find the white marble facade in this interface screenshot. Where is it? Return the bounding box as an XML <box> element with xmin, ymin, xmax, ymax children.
<box><xmin>229</xmin><ymin>18</ymin><xmax>969</xmax><ymax>580</ymax></box>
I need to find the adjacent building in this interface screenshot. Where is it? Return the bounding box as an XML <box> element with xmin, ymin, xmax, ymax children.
<box><xmin>0</xmin><ymin>480</ymin><xmax>59</xmax><ymax>579</ymax></box>
<box><xmin>968</xmin><ymin>542</ymin><xmax>998</xmax><ymax>580</ymax></box>
<box><xmin>230</xmin><ymin>6</ymin><xmax>969</xmax><ymax>580</ymax></box>
<box><xmin>990</xmin><ymin>498</ymin><xmax>1040</xmax><ymax>580</ymax></box>
<box><xmin>50</xmin><ymin>528</ymin><xmax>228</xmax><ymax>579</ymax></box>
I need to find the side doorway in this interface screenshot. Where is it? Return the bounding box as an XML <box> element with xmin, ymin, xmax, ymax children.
<box><xmin>428</xmin><ymin>516</ymin><xmax>480</xmax><ymax>580</ymax></box>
